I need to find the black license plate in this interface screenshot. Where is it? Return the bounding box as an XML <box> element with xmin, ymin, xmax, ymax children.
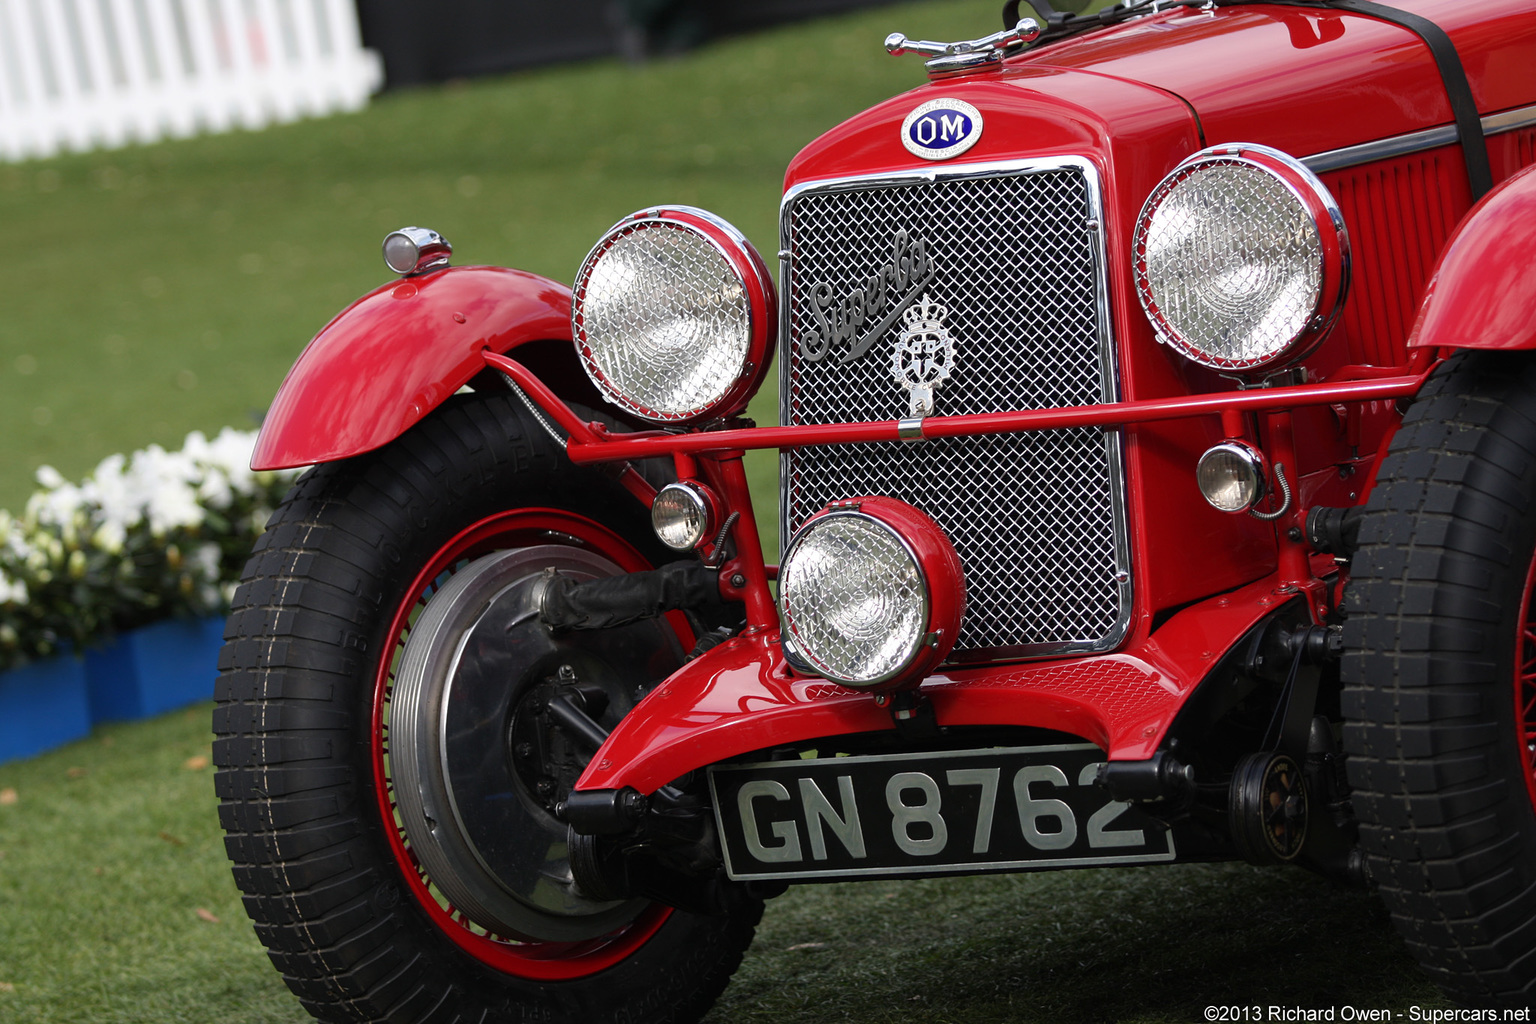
<box><xmin>708</xmin><ymin>744</ymin><xmax>1175</xmax><ymax>881</ymax></box>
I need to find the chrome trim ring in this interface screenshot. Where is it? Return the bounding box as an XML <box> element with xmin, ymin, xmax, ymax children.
<box><xmin>572</xmin><ymin>205</ymin><xmax>774</xmax><ymax>425</ymax></box>
<box><xmin>779</xmin><ymin>508</ymin><xmax>932</xmax><ymax>689</ymax></box>
<box><xmin>1134</xmin><ymin>143</ymin><xmax>1349</xmax><ymax>375</ymax></box>
<box><xmin>383</xmin><ymin>226</ymin><xmax>452</xmax><ymax>277</ymax></box>
<box><xmin>651</xmin><ymin>482</ymin><xmax>712</xmax><ymax>551</ymax></box>
<box><xmin>1197</xmin><ymin>441</ymin><xmax>1268</xmax><ymax>514</ymax></box>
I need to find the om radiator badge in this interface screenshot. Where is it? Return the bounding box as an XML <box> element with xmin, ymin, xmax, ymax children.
<box><xmin>900</xmin><ymin>98</ymin><xmax>983</xmax><ymax>160</ymax></box>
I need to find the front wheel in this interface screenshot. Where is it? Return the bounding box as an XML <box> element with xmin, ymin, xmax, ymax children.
<box><xmin>1344</xmin><ymin>351</ymin><xmax>1536</xmax><ymax>1008</ymax></box>
<box><xmin>213</xmin><ymin>391</ymin><xmax>759</xmax><ymax>1023</ymax></box>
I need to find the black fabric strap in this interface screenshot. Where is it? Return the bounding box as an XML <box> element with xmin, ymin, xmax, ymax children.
<box><xmin>1009</xmin><ymin>0</ymin><xmax>1493</xmax><ymax>199</ymax></box>
<box><xmin>1314</xmin><ymin>1</ymin><xmax>1492</xmax><ymax>199</ymax></box>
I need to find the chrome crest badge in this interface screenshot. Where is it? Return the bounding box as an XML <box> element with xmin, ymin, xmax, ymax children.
<box><xmin>892</xmin><ymin>293</ymin><xmax>956</xmax><ymax>417</ymax></box>
<box><xmin>900</xmin><ymin>98</ymin><xmax>983</xmax><ymax>161</ymax></box>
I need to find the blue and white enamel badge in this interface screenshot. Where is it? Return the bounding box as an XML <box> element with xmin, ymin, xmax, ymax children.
<box><xmin>900</xmin><ymin>98</ymin><xmax>983</xmax><ymax>161</ymax></box>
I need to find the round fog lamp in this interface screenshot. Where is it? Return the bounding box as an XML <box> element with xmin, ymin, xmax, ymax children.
<box><xmin>651</xmin><ymin>483</ymin><xmax>712</xmax><ymax>552</ymax></box>
<box><xmin>779</xmin><ymin>497</ymin><xmax>963</xmax><ymax>691</ymax></box>
<box><xmin>1198</xmin><ymin>441</ymin><xmax>1267</xmax><ymax>513</ymax></box>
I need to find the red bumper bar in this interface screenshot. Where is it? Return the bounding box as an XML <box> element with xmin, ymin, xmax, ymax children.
<box><xmin>484</xmin><ymin>350</ymin><xmax>1430</xmax><ymax>463</ymax></box>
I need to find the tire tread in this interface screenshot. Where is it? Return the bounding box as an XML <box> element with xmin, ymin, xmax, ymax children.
<box><xmin>214</xmin><ymin>392</ymin><xmax>758</xmax><ymax>1023</ymax></box>
<box><xmin>1343</xmin><ymin>351</ymin><xmax>1536</xmax><ymax>1007</ymax></box>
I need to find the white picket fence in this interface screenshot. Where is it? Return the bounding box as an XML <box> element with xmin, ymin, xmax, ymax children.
<box><xmin>0</xmin><ymin>0</ymin><xmax>382</xmax><ymax>161</ymax></box>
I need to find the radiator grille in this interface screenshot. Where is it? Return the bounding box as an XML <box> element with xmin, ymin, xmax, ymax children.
<box><xmin>779</xmin><ymin>160</ymin><xmax>1129</xmax><ymax>659</ymax></box>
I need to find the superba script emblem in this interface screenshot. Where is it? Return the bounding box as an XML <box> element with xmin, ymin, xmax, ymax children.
<box><xmin>799</xmin><ymin>229</ymin><xmax>934</xmax><ymax>364</ymax></box>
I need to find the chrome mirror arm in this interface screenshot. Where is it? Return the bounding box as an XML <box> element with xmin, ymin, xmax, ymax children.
<box><xmin>883</xmin><ymin>33</ymin><xmax>949</xmax><ymax>58</ymax></box>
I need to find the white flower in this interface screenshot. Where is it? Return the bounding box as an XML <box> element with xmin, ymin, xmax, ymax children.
<box><xmin>190</xmin><ymin>542</ymin><xmax>221</xmax><ymax>582</ymax></box>
<box><xmin>83</xmin><ymin>453</ymin><xmax>145</xmax><ymax>533</ymax></box>
<box><xmin>198</xmin><ymin>428</ymin><xmax>260</xmax><ymax>500</ymax></box>
<box><xmin>145</xmin><ymin>484</ymin><xmax>204</xmax><ymax>535</ymax></box>
<box><xmin>0</xmin><ymin>512</ymin><xmax>29</xmax><ymax>559</ymax></box>
<box><xmin>92</xmin><ymin>520</ymin><xmax>127</xmax><ymax>555</ymax></box>
<box><xmin>180</xmin><ymin>430</ymin><xmax>211</xmax><ymax>462</ymax></box>
<box><xmin>197</xmin><ymin>468</ymin><xmax>234</xmax><ymax>510</ymax></box>
<box><xmin>25</xmin><ymin>475</ymin><xmax>87</xmax><ymax>529</ymax></box>
<box><xmin>0</xmin><ymin>423</ymin><xmax>292</xmax><ymax>643</ymax></box>
<box><xmin>0</xmin><ymin>570</ymin><xmax>27</xmax><ymax>605</ymax></box>
<box><xmin>127</xmin><ymin>444</ymin><xmax>204</xmax><ymax>534</ymax></box>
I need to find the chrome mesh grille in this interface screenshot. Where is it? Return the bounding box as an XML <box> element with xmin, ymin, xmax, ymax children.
<box><xmin>780</xmin><ymin>161</ymin><xmax>1127</xmax><ymax>658</ymax></box>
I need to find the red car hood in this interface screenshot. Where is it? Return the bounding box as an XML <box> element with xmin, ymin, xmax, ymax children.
<box><xmin>786</xmin><ymin>0</ymin><xmax>1536</xmax><ymax>189</ymax></box>
<box><xmin>1020</xmin><ymin>0</ymin><xmax>1536</xmax><ymax>159</ymax></box>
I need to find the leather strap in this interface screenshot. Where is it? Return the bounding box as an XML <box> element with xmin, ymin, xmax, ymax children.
<box><xmin>1282</xmin><ymin>0</ymin><xmax>1493</xmax><ymax>199</ymax></box>
<box><xmin>1007</xmin><ymin>0</ymin><xmax>1493</xmax><ymax>200</ymax></box>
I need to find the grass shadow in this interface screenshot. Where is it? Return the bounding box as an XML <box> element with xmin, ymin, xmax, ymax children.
<box><xmin>712</xmin><ymin>862</ymin><xmax>1447</xmax><ymax>1023</ymax></box>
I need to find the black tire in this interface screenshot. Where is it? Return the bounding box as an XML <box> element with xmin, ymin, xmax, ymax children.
<box><xmin>213</xmin><ymin>390</ymin><xmax>760</xmax><ymax>1024</ymax></box>
<box><xmin>1343</xmin><ymin>350</ymin><xmax>1536</xmax><ymax>1008</ymax></box>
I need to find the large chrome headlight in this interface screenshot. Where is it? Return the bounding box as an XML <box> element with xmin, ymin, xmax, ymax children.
<box><xmin>779</xmin><ymin>497</ymin><xmax>963</xmax><ymax>691</ymax></box>
<box><xmin>572</xmin><ymin>206</ymin><xmax>775</xmax><ymax>423</ymax></box>
<box><xmin>1134</xmin><ymin>144</ymin><xmax>1349</xmax><ymax>375</ymax></box>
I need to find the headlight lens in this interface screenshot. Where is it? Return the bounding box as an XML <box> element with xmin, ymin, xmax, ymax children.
<box><xmin>779</xmin><ymin>497</ymin><xmax>963</xmax><ymax>691</ymax></box>
<box><xmin>651</xmin><ymin>483</ymin><xmax>712</xmax><ymax>551</ymax></box>
<box><xmin>1134</xmin><ymin>144</ymin><xmax>1348</xmax><ymax>374</ymax></box>
<box><xmin>1197</xmin><ymin>441</ymin><xmax>1267</xmax><ymax>513</ymax></box>
<box><xmin>572</xmin><ymin>206</ymin><xmax>775</xmax><ymax>423</ymax></box>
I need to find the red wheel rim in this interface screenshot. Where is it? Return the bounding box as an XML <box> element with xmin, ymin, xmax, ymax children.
<box><xmin>1517</xmin><ymin>551</ymin><xmax>1536</xmax><ymax>815</ymax></box>
<box><xmin>369</xmin><ymin>508</ymin><xmax>673</xmax><ymax>979</ymax></box>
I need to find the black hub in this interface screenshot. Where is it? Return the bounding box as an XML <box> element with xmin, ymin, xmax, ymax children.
<box><xmin>509</xmin><ymin>661</ymin><xmax>632</xmax><ymax>819</ymax></box>
<box><xmin>1229</xmin><ymin>750</ymin><xmax>1309</xmax><ymax>864</ymax></box>
<box><xmin>390</xmin><ymin>545</ymin><xmax>684</xmax><ymax>942</ymax></box>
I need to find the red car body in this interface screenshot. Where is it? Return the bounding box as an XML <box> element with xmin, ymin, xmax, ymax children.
<box><xmin>219</xmin><ymin>2</ymin><xmax>1536</xmax><ymax>1019</ymax></box>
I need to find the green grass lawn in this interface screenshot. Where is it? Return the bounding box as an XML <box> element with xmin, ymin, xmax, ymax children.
<box><xmin>0</xmin><ymin>705</ymin><xmax>1449</xmax><ymax>1023</ymax></box>
<box><xmin>0</xmin><ymin>0</ymin><xmax>1011</xmax><ymax>544</ymax></box>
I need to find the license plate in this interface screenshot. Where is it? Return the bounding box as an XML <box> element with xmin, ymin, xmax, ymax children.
<box><xmin>708</xmin><ymin>744</ymin><xmax>1175</xmax><ymax>881</ymax></box>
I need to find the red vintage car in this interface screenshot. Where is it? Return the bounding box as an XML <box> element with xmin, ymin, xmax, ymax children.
<box><xmin>213</xmin><ymin>1</ymin><xmax>1536</xmax><ymax>1019</ymax></box>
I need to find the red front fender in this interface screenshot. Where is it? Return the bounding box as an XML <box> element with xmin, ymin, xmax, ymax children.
<box><xmin>1408</xmin><ymin>163</ymin><xmax>1536</xmax><ymax>353</ymax></box>
<box><xmin>252</xmin><ymin>266</ymin><xmax>572</xmax><ymax>471</ymax></box>
<box><xmin>575</xmin><ymin>574</ymin><xmax>1294</xmax><ymax>795</ymax></box>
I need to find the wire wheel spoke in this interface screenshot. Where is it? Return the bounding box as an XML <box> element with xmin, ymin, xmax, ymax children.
<box><xmin>1521</xmin><ymin>553</ymin><xmax>1536</xmax><ymax>811</ymax></box>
